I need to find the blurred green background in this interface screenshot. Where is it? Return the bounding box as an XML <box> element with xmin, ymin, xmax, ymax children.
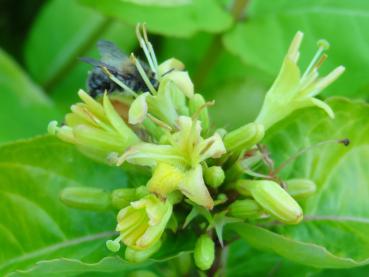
<box><xmin>2</xmin><ymin>0</ymin><xmax>368</xmax><ymax>144</ymax></box>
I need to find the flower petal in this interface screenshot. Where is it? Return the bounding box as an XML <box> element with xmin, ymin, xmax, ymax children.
<box><xmin>179</xmin><ymin>165</ymin><xmax>214</xmax><ymax>209</ymax></box>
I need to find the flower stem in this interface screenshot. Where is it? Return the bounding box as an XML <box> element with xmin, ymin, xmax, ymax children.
<box><xmin>207</xmin><ymin>241</ymin><xmax>228</xmax><ymax>276</ymax></box>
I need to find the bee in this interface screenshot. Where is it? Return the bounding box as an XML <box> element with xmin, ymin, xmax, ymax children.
<box><xmin>80</xmin><ymin>40</ymin><xmax>158</xmax><ymax>98</ymax></box>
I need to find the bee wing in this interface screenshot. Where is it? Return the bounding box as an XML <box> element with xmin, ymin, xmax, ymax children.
<box><xmin>79</xmin><ymin>57</ymin><xmax>118</xmax><ymax>74</ymax></box>
<box><xmin>97</xmin><ymin>40</ymin><xmax>130</xmax><ymax>69</ymax></box>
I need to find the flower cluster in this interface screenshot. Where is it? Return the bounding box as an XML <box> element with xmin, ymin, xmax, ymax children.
<box><xmin>51</xmin><ymin>26</ymin><xmax>344</xmax><ymax>269</ymax></box>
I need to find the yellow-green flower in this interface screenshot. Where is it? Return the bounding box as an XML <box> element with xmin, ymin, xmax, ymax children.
<box><xmin>116</xmin><ymin>194</ymin><xmax>172</xmax><ymax>250</ymax></box>
<box><xmin>116</xmin><ymin>116</ymin><xmax>226</xmax><ymax>209</ymax></box>
<box><xmin>256</xmin><ymin>31</ymin><xmax>345</xmax><ymax>130</ymax></box>
<box><xmin>48</xmin><ymin>90</ymin><xmax>139</xmax><ymax>162</ymax></box>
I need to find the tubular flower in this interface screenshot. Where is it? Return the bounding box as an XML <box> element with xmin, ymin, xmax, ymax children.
<box><xmin>116</xmin><ymin>116</ymin><xmax>226</xmax><ymax>209</ymax></box>
<box><xmin>256</xmin><ymin>31</ymin><xmax>345</xmax><ymax>130</ymax></box>
<box><xmin>115</xmin><ymin>194</ymin><xmax>172</xmax><ymax>250</ymax></box>
<box><xmin>48</xmin><ymin>90</ymin><xmax>139</xmax><ymax>161</ymax></box>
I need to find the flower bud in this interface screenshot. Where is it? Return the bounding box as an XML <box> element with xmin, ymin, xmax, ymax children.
<box><xmin>194</xmin><ymin>234</ymin><xmax>215</xmax><ymax>271</ymax></box>
<box><xmin>286</xmin><ymin>179</ymin><xmax>316</xmax><ymax>199</ymax></box>
<box><xmin>147</xmin><ymin>163</ymin><xmax>185</xmax><ymax>198</ymax></box>
<box><xmin>111</xmin><ymin>188</ymin><xmax>137</xmax><ymax>209</ymax></box>
<box><xmin>189</xmin><ymin>94</ymin><xmax>209</xmax><ymax>134</ymax></box>
<box><xmin>224</xmin><ymin>122</ymin><xmax>265</xmax><ymax>153</ymax></box>
<box><xmin>228</xmin><ymin>199</ymin><xmax>263</xmax><ymax>219</ymax></box>
<box><xmin>239</xmin><ymin>180</ymin><xmax>303</xmax><ymax>224</ymax></box>
<box><xmin>60</xmin><ymin>187</ymin><xmax>111</xmax><ymax>211</ymax></box>
<box><xmin>204</xmin><ymin>166</ymin><xmax>225</xmax><ymax>188</ymax></box>
<box><xmin>125</xmin><ymin>240</ymin><xmax>162</xmax><ymax>263</ymax></box>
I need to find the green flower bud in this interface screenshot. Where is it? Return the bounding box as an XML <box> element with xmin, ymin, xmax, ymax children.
<box><xmin>189</xmin><ymin>94</ymin><xmax>210</xmax><ymax>134</ymax></box>
<box><xmin>194</xmin><ymin>234</ymin><xmax>215</xmax><ymax>271</ymax></box>
<box><xmin>239</xmin><ymin>180</ymin><xmax>303</xmax><ymax>224</ymax></box>
<box><xmin>286</xmin><ymin>179</ymin><xmax>316</xmax><ymax>199</ymax></box>
<box><xmin>125</xmin><ymin>240</ymin><xmax>162</xmax><ymax>263</ymax></box>
<box><xmin>111</xmin><ymin>188</ymin><xmax>137</xmax><ymax>209</ymax></box>
<box><xmin>60</xmin><ymin>187</ymin><xmax>111</xmax><ymax>211</ymax></box>
<box><xmin>228</xmin><ymin>199</ymin><xmax>263</xmax><ymax>220</ymax></box>
<box><xmin>116</xmin><ymin>194</ymin><xmax>172</xmax><ymax>250</ymax></box>
<box><xmin>224</xmin><ymin>122</ymin><xmax>265</xmax><ymax>153</ymax></box>
<box><xmin>204</xmin><ymin>166</ymin><xmax>225</xmax><ymax>188</ymax></box>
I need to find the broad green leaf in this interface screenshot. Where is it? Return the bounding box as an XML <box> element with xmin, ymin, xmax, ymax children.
<box><xmin>230</xmin><ymin>223</ymin><xmax>369</xmax><ymax>268</ymax></box>
<box><xmin>230</xmin><ymin>98</ymin><xmax>369</xmax><ymax>268</ymax></box>
<box><xmin>24</xmin><ymin>0</ymin><xmax>138</xmax><ymax>112</ymax></box>
<box><xmin>79</xmin><ymin>0</ymin><xmax>233</xmax><ymax>37</ymax></box>
<box><xmin>0</xmin><ymin>136</ymin><xmax>195</xmax><ymax>275</ymax></box>
<box><xmin>223</xmin><ymin>0</ymin><xmax>369</xmax><ymax>98</ymax></box>
<box><xmin>8</xmin><ymin>257</ymin><xmax>149</xmax><ymax>277</ymax></box>
<box><xmin>0</xmin><ymin>49</ymin><xmax>60</xmax><ymax>143</ymax></box>
<box><xmin>225</xmin><ymin>240</ymin><xmax>321</xmax><ymax>277</ymax></box>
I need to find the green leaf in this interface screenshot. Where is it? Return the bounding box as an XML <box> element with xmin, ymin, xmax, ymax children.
<box><xmin>223</xmin><ymin>0</ymin><xmax>369</xmax><ymax>98</ymax></box>
<box><xmin>0</xmin><ymin>49</ymin><xmax>60</xmax><ymax>143</ymax></box>
<box><xmin>79</xmin><ymin>0</ymin><xmax>233</xmax><ymax>37</ymax></box>
<box><xmin>230</xmin><ymin>223</ymin><xmax>369</xmax><ymax>268</ymax></box>
<box><xmin>225</xmin><ymin>240</ymin><xmax>321</xmax><ymax>277</ymax></box>
<box><xmin>232</xmin><ymin>98</ymin><xmax>369</xmax><ymax>268</ymax></box>
<box><xmin>0</xmin><ymin>136</ymin><xmax>195</xmax><ymax>275</ymax></box>
<box><xmin>9</xmin><ymin>256</ymin><xmax>149</xmax><ymax>277</ymax></box>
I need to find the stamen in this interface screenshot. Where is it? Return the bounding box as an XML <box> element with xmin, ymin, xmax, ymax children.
<box><xmin>199</xmin><ymin>139</ymin><xmax>215</xmax><ymax>155</ymax></box>
<box><xmin>106</xmin><ymin>235</ymin><xmax>122</xmax><ymax>252</ymax></box>
<box><xmin>314</xmin><ymin>53</ymin><xmax>328</xmax><ymax>69</ymax></box>
<box><xmin>131</xmin><ymin>54</ymin><xmax>157</xmax><ymax>94</ymax></box>
<box><xmin>136</xmin><ymin>23</ymin><xmax>156</xmax><ymax>74</ymax></box>
<box><xmin>48</xmin><ymin>121</ymin><xmax>58</xmax><ymax>135</ymax></box>
<box><xmin>142</xmin><ymin>24</ymin><xmax>159</xmax><ymax>72</ymax></box>
<box><xmin>191</xmin><ymin>100</ymin><xmax>215</xmax><ymax>122</ymax></box>
<box><xmin>101</xmin><ymin>67</ymin><xmax>137</xmax><ymax>97</ymax></box>
<box><xmin>302</xmin><ymin>39</ymin><xmax>330</xmax><ymax>80</ymax></box>
<box><xmin>147</xmin><ymin>113</ymin><xmax>173</xmax><ymax>131</ymax></box>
